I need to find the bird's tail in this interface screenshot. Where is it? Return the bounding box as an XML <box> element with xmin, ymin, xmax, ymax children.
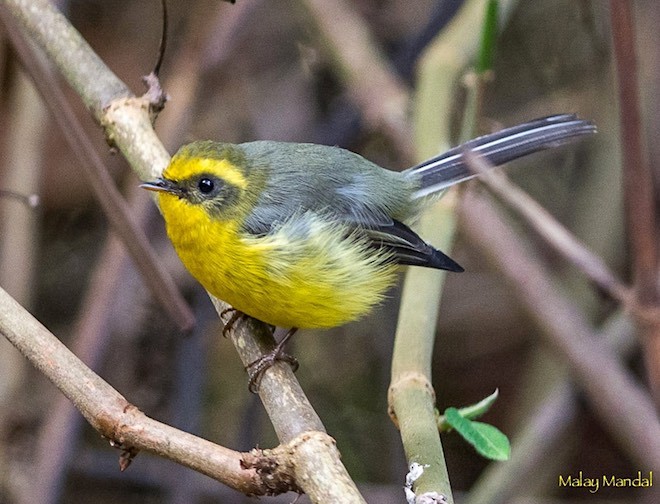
<box><xmin>407</xmin><ymin>114</ymin><xmax>596</xmax><ymax>200</ymax></box>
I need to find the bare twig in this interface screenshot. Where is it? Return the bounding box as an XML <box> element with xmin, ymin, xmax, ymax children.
<box><xmin>609</xmin><ymin>2</ymin><xmax>659</xmax><ymax>304</ymax></box>
<box><xmin>459</xmin><ymin>189</ymin><xmax>660</xmax><ymax>469</ymax></box>
<box><xmin>609</xmin><ymin>0</ymin><xmax>660</xmax><ymax>405</ymax></box>
<box><xmin>1</xmin><ymin>2</ymin><xmax>367</xmax><ymax>501</ymax></box>
<box><xmin>214</xmin><ymin>301</ymin><xmax>366</xmax><ymax>503</ymax></box>
<box><xmin>462</xmin><ymin>150</ymin><xmax>658</xmax><ymax>323</ymax></box>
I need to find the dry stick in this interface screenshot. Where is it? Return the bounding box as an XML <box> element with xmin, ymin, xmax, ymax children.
<box><xmin>458</xmin><ymin>189</ymin><xmax>660</xmax><ymax>469</ymax></box>
<box><xmin>0</xmin><ymin>6</ymin><xmax>194</xmax><ymax>333</ymax></box>
<box><xmin>215</xmin><ymin>302</ymin><xmax>366</xmax><ymax>504</ymax></box>
<box><xmin>462</xmin><ymin>151</ymin><xmax>652</xmax><ymax>320</ymax></box>
<box><xmin>0</xmin><ymin>286</ymin><xmax>269</xmax><ymax>495</ymax></box>
<box><xmin>609</xmin><ymin>0</ymin><xmax>660</xmax><ymax>405</ymax></box>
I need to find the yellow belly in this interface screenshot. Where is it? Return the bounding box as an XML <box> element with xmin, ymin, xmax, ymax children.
<box><xmin>160</xmin><ymin>196</ymin><xmax>397</xmax><ymax>328</ymax></box>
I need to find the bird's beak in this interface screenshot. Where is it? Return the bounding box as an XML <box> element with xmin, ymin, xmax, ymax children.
<box><xmin>140</xmin><ymin>178</ymin><xmax>179</xmax><ymax>195</ymax></box>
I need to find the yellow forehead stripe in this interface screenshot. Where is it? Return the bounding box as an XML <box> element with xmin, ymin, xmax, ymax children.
<box><xmin>166</xmin><ymin>157</ymin><xmax>248</xmax><ymax>190</ymax></box>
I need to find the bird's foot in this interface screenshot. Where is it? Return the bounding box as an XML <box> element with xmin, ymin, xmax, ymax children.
<box><xmin>246</xmin><ymin>327</ymin><xmax>299</xmax><ymax>393</ymax></box>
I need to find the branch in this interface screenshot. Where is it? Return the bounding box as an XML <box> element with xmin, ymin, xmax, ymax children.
<box><xmin>0</xmin><ymin>286</ymin><xmax>265</xmax><ymax>494</ymax></box>
<box><xmin>1</xmin><ymin>1</ymin><xmax>366</xmax><ymax>501</ymax></box>
<box><xmin>462</xmin><ymin>150</ymin><xmax>657</xmax><ymax>322</ymax></box>
<box><xmin>609</xmin><ymin>1</ymin><xmax>659</xmax><ymax>304</ymax></box>
<box><xmin>389</xmin><ymin>197</ymin><xmax>457</xmax><ymax>503</ymax></box>
<box><xmin>216</xmin><ymin>301</ymin><xmax>366</xmax><ymax>503</ymax></box>
<box><xmin>0</xmin><ymin>6</ymin><xmax>194</xmax><ymax>332</ymax></box>
<box><xmin>609</xmin><ymin>0</ymin><xmax>660</xmax><ymax>405</ymax></box>
<box><xmin>2</xmin><ymin>0</ymin><xmax>168</xmax><ymax>181</ymax></box>
<box><xmin>458</xmin><ymin>189</ymin><xmax>660</xmax><ymax>469</ymax></box>
<box><xmin>387</xmin><ymin>3</ymin><xmax>520</xmax><ymax>501</ymax></box>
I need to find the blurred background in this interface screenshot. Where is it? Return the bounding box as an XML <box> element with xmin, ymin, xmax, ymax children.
<box><xmin>0</xmin><ymin>0</ymin><xmax>657</xmax><ymax>502</ymax></box>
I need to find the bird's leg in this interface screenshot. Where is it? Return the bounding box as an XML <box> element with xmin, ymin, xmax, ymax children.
<box><xmin>247</xmin><ymin>327</ymin><xmax>299</xmax><ymax>393</ymax></box>
<box><xmin>220</xmin><ymin>308</ymin><xmax>276</xmax><ymax>338</ymax></box>
<box><xmin>220</xmin><ymin>308</ymin><xmax>245</xmax><ymax>338</ymax></box>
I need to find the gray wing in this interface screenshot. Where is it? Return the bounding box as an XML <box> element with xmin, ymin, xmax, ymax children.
<box><xmin>240</xmin><ymin>141</ymin><xmax>463</xmax><ymax>272</ymax></box>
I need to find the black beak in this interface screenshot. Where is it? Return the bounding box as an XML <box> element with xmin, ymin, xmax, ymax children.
<box><xmin>140</xmin><ymin>178</ymin><xmax>180</xmax><ymax>195</ymax></box>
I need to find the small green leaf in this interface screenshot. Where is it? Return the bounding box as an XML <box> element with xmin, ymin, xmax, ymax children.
<box><xmin>437</xmin><ymin>389</ymin><xmax>499</xmax><ymax>431</ymax></box>
<box><xmin>444</xmin><ymin>407</ymin><xmax>510</xmax><ymax>461</ymax></box>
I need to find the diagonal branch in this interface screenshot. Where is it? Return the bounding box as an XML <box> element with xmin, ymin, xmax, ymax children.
<box><xmin>458</xmin><ymin>189</ymin><xmax>660</xmax><ymax>469</ymax></box>
<box><xmin>0</xmin><ymin>4</ymin><xmax>195</xmax><ymax>332</ymax></box>
<box><xmin>462</xmin><ymin>150</ymin><xmax>657</xmax><ymax>323</ymax></box>
<box><xmin>0</xmin><ymin>2</ymin><xmax>366</xmax><ymax>501</ymax></box>
<box><xmin>0</xmin><ymin>285</ymin><xmax>261</xmax><ymax>494</ymax></box>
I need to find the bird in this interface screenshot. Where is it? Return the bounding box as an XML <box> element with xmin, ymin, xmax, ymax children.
<box><xmin>142</xmin><ymin>114</ymin><xmax>595</xmax><ymax>388</ymax></box>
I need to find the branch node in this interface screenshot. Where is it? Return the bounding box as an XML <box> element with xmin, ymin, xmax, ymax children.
<box><xmin>141</xmin><ymin>72</ymin><xmax>169</xmax><ymax>120</ymax></box>
<box><xmin>388</xmin><ymin>371</ymin><xmax>436</xmax><ymax>427</ymax></box>
<box><xmin>241</xmin><ymin>446</ymin><xmax>301</xmax><ymax>496</ymax></box>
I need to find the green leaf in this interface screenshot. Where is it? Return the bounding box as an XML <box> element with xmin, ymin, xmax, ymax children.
<box><xmin>444</xmin><ymin>407</ymin><xmax>510</xmax><ymax>461</ymax></box>
<box><xmin>437</xmin><ymin>389</ymin><xmax>499</xmax><ymax>431</ymax></box>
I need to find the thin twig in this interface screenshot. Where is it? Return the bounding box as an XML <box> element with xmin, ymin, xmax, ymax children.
<box><xmin>458</xmin><ymin>189</ymin><xmax>660</xmax><ymax>469</ymax></box>
<box><xmin>609</xmin><ymin>2</ymin><xmax>659</xmax><ymax>304</ymax></box>
<box><xmin>462</xmin><ymin>150</ymin><xmax>658</xmax><ymax>323</ymax></box>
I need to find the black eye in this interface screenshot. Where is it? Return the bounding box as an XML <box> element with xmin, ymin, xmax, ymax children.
<box><xmin>198</xmin><ymin>177</ymin><xmax>215</xmax><ymax>194</ymax></box>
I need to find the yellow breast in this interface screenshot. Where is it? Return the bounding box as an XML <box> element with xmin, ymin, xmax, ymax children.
<box><xmin>158</xmin><ymin>193</ymin><xmax>398</xmax><ymax>328</ymax></box>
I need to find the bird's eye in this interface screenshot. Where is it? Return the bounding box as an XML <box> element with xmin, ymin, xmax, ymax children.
<box><xmin>197</xmin><ymin>177</ymin><xmax>215</xmax><ymax>194</ymax></box>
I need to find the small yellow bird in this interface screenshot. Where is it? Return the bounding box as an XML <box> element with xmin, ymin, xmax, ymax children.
<box><xmin>142</xmin><ymin>115</ymin><xmax>594</xmax><ymax>383</ymax></box>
